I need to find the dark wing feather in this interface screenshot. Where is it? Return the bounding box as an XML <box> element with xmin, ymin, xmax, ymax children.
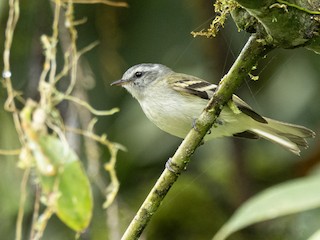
<box><xmin>232</xmin><ymin>95</ymin><xmax>268</xmax><ymax>123</ymax></box>
<box><xmin>233</xmin><ymin>130</ymin><xmax>260</xmax><ymax>139</ymax></box>
<box><xmin>170</xmin><ymin>73</ymin><xmax>267</xmax><ymax>124</ymax></box>
<box><xmin>170</xmin><ymin>74</ymin><xmax>217</xmax><ymax>100</ymax></box>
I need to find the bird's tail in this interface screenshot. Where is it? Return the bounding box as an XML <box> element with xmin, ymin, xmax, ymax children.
<box><xmin>250</xmin><ymin>118</ymin><xmax>315</xmax><ymax>155</ymax></box>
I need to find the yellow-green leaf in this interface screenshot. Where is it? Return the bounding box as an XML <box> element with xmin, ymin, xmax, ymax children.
<box><xmin>213</xmin><ymin>174</ymin><xmax>320</xmax><ymax>240</ymax></box>
<box><xmin>308</xmin><ymin>229</ymin><xmax>320</xmax><ymax>240</ymax></box>
<box><xmin>35</xmin><ymin>135</ymin><xmax>93</xmax><ymax>232</ymax></box>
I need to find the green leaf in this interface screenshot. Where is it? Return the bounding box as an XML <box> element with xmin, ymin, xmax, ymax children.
<box><xmin>35</xmin><ymin>135</ymin><xmax>93</xmax><ymax>232</ymax></box>
<box><xmin>213</xmin><ymin>174</ymin><xmax>320</xmax><ymax>240</ymax></box>
<box><xmin>308</xmin><ymin>229</ymin><xmax>320</xmax><ymax>240</ymax></box>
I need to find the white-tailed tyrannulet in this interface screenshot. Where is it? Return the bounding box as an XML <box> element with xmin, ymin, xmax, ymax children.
<box><xmin>111</xmin><ymin>63</ymin><xmax>315</xmax><ymax>155</ymax></box>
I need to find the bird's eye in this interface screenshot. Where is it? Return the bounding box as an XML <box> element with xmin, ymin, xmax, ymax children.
<box><xmin>135</xmin><ymin>71</ymin><xmax>143</xmax><ymax>78</ymax></box>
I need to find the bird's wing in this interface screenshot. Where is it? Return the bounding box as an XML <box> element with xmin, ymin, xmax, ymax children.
<box><xmin>170</xmin><ymin>74</ymin><xmax>217</xmax><ymax>100</ymax></box>
<box><xmin>232</xmin><ymin>95</ymin><xmax>267</xmax><ymax>123</ymax></box>
<box><xmin>170</xmin><ymin>73</ymin><xmax>267</xmax><ymax>124</ymax></box>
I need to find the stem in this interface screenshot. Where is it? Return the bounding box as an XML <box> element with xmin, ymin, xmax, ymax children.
<box><xmin>15</xmin><ymin>168</ymin><xmax>30</xmax><ymax>240</ymax></box>
<box><xmin>121</xmin><ymin>35</ymin><xmax>274</xmax><ymax>240</ymax></box>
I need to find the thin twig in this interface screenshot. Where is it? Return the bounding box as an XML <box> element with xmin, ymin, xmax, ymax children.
<box><xmin>59</xmin><ymin>93</ymin><xmax>120</xmax><ymax>116</ymax></box>
<box><xmin>54</xmin><ymin>41</ymin><xmax>99</xmax><ymax>83</ymax></box>
<box><xmin>2</xmin><ymin>0</ymin><xmax>25</xmax><ymax>145</ymax></box>
<box><xmin>0</xmin><ymin>149</ymin><xmax>21</xmax><ymax>155</ymax></box>
<box><xmin>276</xmin><ymin>0</ymin><xmax>320</xmax><ymax>14</ymax></box>
<box><xmin>32</xmin><ymin>207</ymin><xmax>54</xmax><ymax>240</ymax></box>
<box><xmin>3</xmin><ymin>0</ymin><xmax>19</xmax><ymax>74</ymax></box>
<box><xmin>48</xmin><ymin>0</ymin><xmax>61</xmax><ymax>86</ymax></box>
<box><xmin>65</xmin><ymin>126</ymin><xmax>125</xmax><ymax>208</ymax></box>
<box><xmin>29</xmin><ymin>185</ymin><xmax>41</xmax><ymax>240</ymax></box>
<box><xmin>65</xmin><ymin>126</ymin><xmax>125</xmax><ymax>154</ymax></box>
<box><xmin>15</xmin><ymin>168</ymin><xmax>30</xmax><ymax>240</ymax></box>
<box><xmin>63</xmin><ymin>0</ymin><xmax>129</xmax><ymax>8</ymax></box>
<box><xmin>3</xmin><ymin>0</ymin><xmax>122</xmax><ymax>237</ymax></box>
<box><xmin>64</xmin><ymin>1</ymin><xmax>78</xmax><ymax>96</ymax></box>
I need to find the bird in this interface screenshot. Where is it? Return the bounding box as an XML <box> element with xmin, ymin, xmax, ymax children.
<box><xmin>111</xmin><ymin>63</ymin><xmax>315</xmax><ymax>155</ymax></box>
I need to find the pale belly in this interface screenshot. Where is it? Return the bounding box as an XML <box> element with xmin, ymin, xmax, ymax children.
<box><xmin>140</xmin><ymin>98</ymin><xmax>197</xmax><ymax>138</ymax></box>
<box><xmin>139</xmin><ymin>96</ymin><xmax>250</xmax><ymax>140</ymax></box>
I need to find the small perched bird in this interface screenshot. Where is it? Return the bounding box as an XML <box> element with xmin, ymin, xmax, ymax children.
<box><xmin>111</xmin><ymin>63</ymin><xmax>315</xmax><ymax>155</ymax></box>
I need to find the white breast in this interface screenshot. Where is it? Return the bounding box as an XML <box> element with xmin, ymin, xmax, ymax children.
<box><xmin>138</xmin><ymin>84</ymin><xmax>206</xmax><ymax>138</ymax></box>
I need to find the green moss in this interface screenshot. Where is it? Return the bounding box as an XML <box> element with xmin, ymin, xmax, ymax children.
<box><xmin>191</xmin><ymin>0</ymin><xmax>239</xmax><ymax>38</ymax></box>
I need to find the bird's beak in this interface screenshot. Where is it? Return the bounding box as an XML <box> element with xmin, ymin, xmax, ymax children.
<box><xmin>110</xmin><ymin>79</ymin><xmax>127</xmax><ymax>86</ymax></box>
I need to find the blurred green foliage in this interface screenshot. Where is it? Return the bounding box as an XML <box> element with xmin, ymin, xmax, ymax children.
<box><xmin>0</xmin><ymin>0</ymin><xmax>319</xmax><ymax>239</ymax></box>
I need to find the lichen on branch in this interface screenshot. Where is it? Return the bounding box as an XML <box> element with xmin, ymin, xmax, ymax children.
<box><xmin>191</xmin><ymin>0</ymin><xmax>239</xmax><ymax>38</ymax></box>
<box><xmin>192</xmin><ymin>0</ymin><xmax>320</xmax><ymax>53</ymax></box>
<box><xmin>233</xmin><ymin>0</ymin><xmax>320</xmax><ymax>52</ymax></box>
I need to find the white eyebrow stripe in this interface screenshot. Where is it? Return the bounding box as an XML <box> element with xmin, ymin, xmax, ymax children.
<box><xmin>136</xmin><ymin>65</ymin><xmax>160</xmax><ymax>72</ymax></box>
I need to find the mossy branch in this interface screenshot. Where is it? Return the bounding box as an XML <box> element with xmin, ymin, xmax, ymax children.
<box><xmin>194</xmin><ymin>0</ymin><xmax>320</xmax><ymax>52</ymax></box>
<box><xmin>232</xmin><ymin>0</ymin><xmax>320</xmax><ymax>52</ymax></box>
<box><xmin>121</xmin><ymin>35</ymin><xmax>274</xmax><ymax>240</ymax></box>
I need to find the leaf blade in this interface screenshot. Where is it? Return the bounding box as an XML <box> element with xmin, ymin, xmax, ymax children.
<box><xmin>213</xmin><ymin>175</ymin><xmax>320</xmax><ymax>240</ymax></box>
<box><xmin>36</xmin><ymin>135</ymin><xmax>93</xmax><ymax>232</ymax></box>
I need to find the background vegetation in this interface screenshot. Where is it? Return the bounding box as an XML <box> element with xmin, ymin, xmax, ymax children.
<box><xmin>0</xmin><ymin>0</ymin><xmax>319</xmax><ymax>239</ymax></box>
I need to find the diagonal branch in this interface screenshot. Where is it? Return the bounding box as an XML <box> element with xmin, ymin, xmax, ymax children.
<box><xmin>121</xmin><ymin>35</ymin><xmax>274</xmax><ymax>240</ymax></box>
